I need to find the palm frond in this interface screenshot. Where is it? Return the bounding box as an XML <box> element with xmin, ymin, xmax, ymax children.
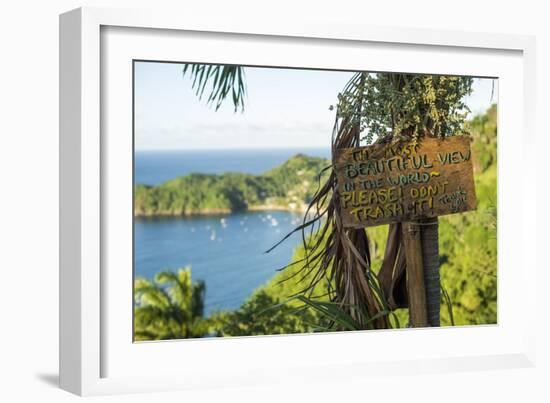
<box><xmin>270</xmin><ymin>108</ymin><xmax>392</xmax><ymax>330</ymax></box>
<box><xmin>134</xmin><ymin>268</ymin><xmax>209</xmax><ymax>340</ymax></box>
<box><xmin>182</xmin><ymin>64</ymin><xmax>247</xmax><ymax>112</ymax></box>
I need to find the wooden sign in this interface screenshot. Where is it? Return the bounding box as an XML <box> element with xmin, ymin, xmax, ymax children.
<box><xmin>335</xmin><ymin>136</ymin><xmax>477</xmax><ymax>228</ymax></box>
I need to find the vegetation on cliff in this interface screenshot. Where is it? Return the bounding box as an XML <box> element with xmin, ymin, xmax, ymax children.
<box><xmin>134</xmin><ymin>154</ymin><xmax>330</xmax><ymax>216</ymax></box>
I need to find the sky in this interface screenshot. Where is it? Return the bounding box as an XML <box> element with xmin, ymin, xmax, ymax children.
<box><xmin>134</xmin><ymin>62</ymin><xmax>498</xmax><ymax>151</ymax></box>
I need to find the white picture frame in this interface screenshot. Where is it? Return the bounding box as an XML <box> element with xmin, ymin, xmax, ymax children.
<box><xmin>59</xmin><ymin>6</ymin><xmax>537</xmax><ymax>396</ymax></box>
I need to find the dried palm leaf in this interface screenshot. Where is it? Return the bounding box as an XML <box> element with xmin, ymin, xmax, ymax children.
<box><xmin>267</xmin><ymin>114</ymin><xmax>394</xmax><ymax>330</ymax></box>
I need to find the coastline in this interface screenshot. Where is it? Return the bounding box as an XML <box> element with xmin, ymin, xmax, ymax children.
<box><xmin>134</xmin><ymin>203</ymin><xmax>309</xmax><ymax>218</ymax></box>
<box><xmin>134</xmin><ymin>154</ymin><xmax>330</xmax><ymax>219</ymax></box>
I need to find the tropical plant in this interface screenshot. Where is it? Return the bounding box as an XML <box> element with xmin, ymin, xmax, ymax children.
<box><xmin>336</xmin><ymin>73</ymin><xmax>473</xmax><ymax>143</ymax></box>
<box><xmin>134</xmin><ymin>267</ymin><xmax>210</xmax><ymax>340</ymax></box>
<box><xmin>211</xmin><ymin>291</ymin><xmax>319</xmax><ymax>336</ymax></box>
<box><xmin>273</xmin><ymin>72</ymin><xmax>474</xmax><ymax>329</ymax></box>
<box><xmin>182</xmin><ymin>64</ymin><xmax>246</xmax><ymax>112</ymax></box>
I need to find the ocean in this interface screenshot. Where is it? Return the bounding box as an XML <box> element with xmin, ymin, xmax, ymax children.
<box><xmin>135</xmin><ymin>148</ymin><xmax>330</xmax><ymax>186</ymax></box>
<box><xmin>134</xmin><ymin>148</ymin><xmax>330</xmax><ymax>314</ymax></box>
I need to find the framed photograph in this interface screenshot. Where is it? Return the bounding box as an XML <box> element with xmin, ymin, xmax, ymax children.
<box><xmin>59</xmin><ymin>7</ymin><xmax>537</xmax><ymax>396</ymax></box>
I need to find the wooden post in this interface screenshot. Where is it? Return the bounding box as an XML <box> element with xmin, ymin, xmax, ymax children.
<box><xmin>402</xmin><ymin>222</ymin><xmax>428</xmax><ymax>327</ymax></box>
<box><xmin>420</xmin><ymin>217</ymin><xmax>440</xmax><ymax>327</ymax></box>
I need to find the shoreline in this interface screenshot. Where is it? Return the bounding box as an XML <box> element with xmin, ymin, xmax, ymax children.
<box><xmin>134</xmin><ymin>204</ymin><xmax>309</xmax><ymax>218</ymax></box>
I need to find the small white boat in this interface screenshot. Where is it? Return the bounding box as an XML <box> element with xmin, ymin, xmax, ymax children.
<box><xmin>210</xmin><ymin>230</ymin><xmax>216</xmax><ymax>241</ymax></box>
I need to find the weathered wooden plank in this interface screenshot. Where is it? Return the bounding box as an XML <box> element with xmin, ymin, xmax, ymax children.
<box><xmin>334</xmin><ymin>136</ymin><xmax>477</xmax><ymax>228</ymax></box>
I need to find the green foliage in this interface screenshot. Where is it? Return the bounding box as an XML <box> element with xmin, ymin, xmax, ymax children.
<box><xmin>134</xmin><ymin>154</ymin><xmax>330</xmax><ymax>216</ymax></box>
<box><xmin>134</xmin><ymin>267</ymin><xmax>211</xmax><ymax>340</ymax></box>
<box><xmin>437</xmin><ymin>208</ymin><xmax>497</xmax><ymax>326</ymax></box>
<box><xmin>211</xmin><ymin>291</ymin><xmax>319</xmax><ymax>336</ymax></box>
<box><xmin>467</xmin><ymin>103</ymin><xmax>497</xmax><ymax>174</ymax></box>
<box><xmin>436</xmin><ymin>104</ymin><xmax>497</xmax><ymax>326</ymax></box>
<box><xmin>336</xmin><ymin>73</ymin><xmax>473</xmax><ymax>143</ymax></box>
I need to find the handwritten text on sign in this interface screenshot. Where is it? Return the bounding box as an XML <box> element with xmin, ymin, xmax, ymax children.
<box><xmin>335</xmin><ymin>136</ymin><xmax>477</xmax><ymax>228</ymax></box>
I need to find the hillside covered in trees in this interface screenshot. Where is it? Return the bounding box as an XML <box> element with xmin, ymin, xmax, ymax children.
<box><xmin>134</xmin><ymin>154</ymin><xmax>330</xmax><ymax>216</ymax></box>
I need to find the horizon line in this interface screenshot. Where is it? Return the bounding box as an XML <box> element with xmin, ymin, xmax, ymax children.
<box><xmin>135</xmin><ymin>146</ymin><xmax>331</xmax><ymax>152</ymax></box>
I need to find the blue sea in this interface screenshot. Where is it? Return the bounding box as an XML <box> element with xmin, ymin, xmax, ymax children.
<box><xmin>135</xmin><ymin>148</ymin><xmax>330</xmax><ymax>186</ymax></box>
<box><xmin>134</xmin><ymin>148</ymin><xmax>330</xmax><ymax>314</ymax></box>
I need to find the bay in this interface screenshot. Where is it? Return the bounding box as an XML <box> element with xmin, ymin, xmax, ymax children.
<box><xmin>134</xmin><ymin>148</ymin><xmax>328</xmax><ymax>314</ymax></box>
<box><xmin>135</xmin><ymin>210</ymin><xmax>303</xmax><ymax>314</ymax></box>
